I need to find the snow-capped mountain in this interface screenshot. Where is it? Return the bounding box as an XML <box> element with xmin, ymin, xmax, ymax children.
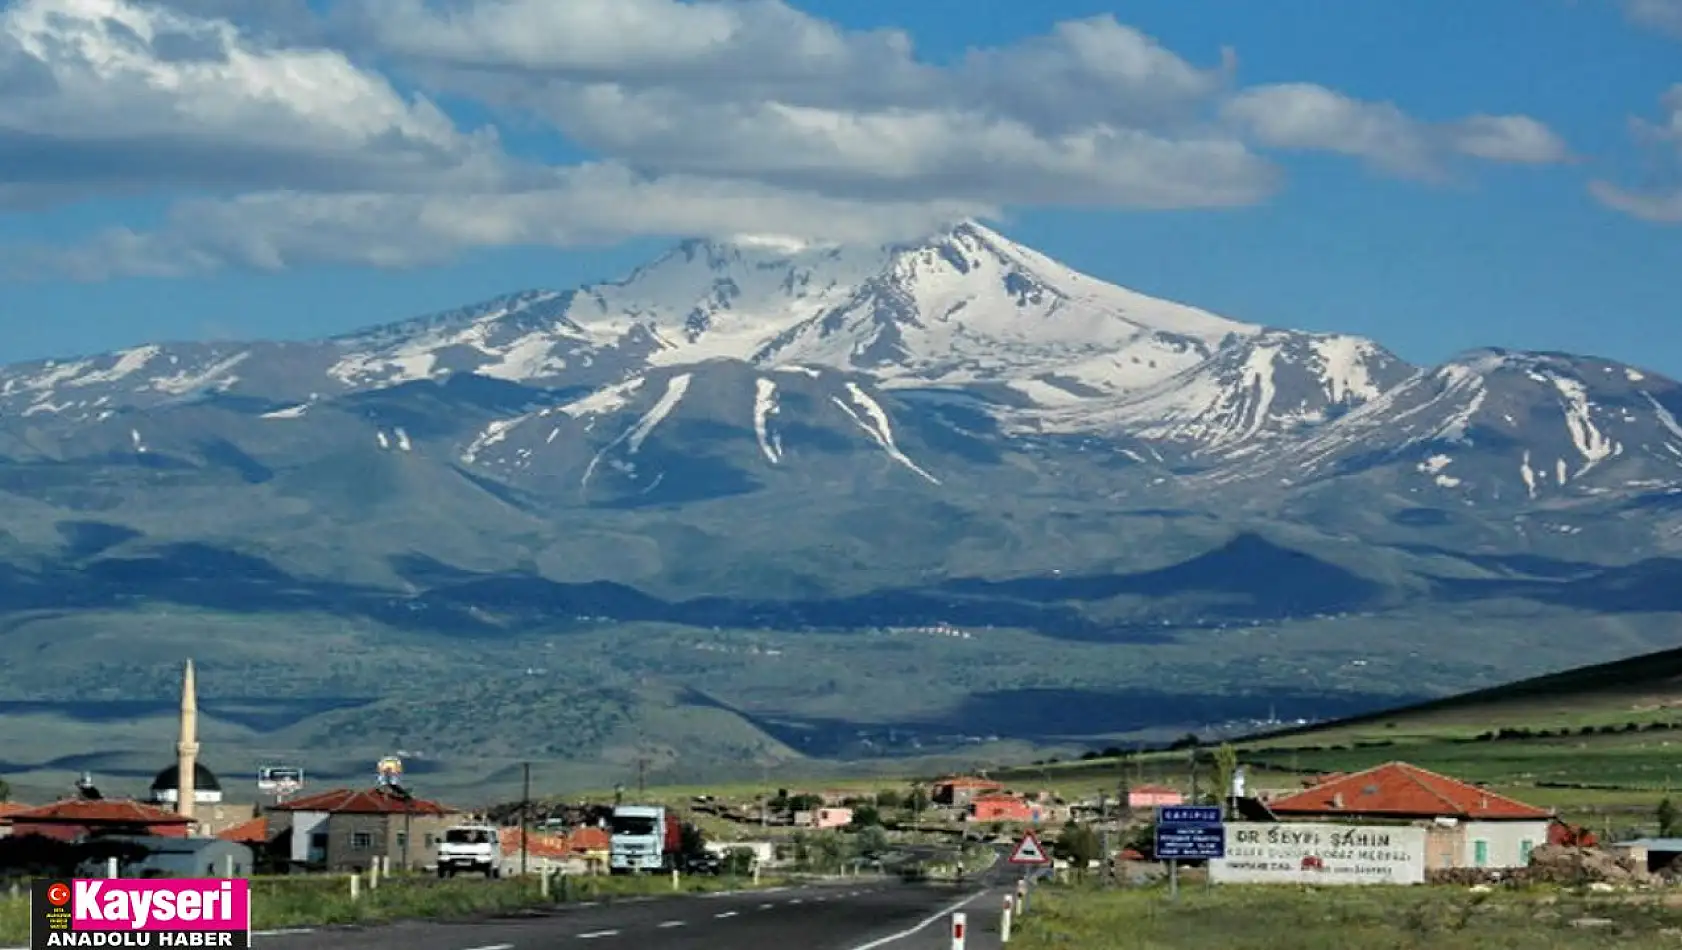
<box><xmin>457</xmin><ymin>360</ymin><xmax>956</xmax><ymax>504</ymax></box>
<box><xmin>3</xmin><ymin>218</ymin><xmax>1681</xmax><ymax>525</ymax></box>
<box><xmin>1018</xmin><ymin>330</ymin><xmax>1414</xmax><ymax>460</ymax></box>
<box><xmin>1249</xmin><ymin>350</ymin><xmax>1682</xmax><ymax>500</ymax></box>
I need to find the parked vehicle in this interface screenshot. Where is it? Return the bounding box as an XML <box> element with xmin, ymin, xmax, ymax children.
<box><xmin>609</xmin><ymin>805</ymin><xmax>683</xmax><ymax>874</ymax></box>
<box><xmin>436</xmin><ymin>823</ymin><xmax>505</xmax><ymax>878</ymax></box>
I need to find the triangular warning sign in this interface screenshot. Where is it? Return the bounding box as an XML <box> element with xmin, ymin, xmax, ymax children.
<box><xmin>1008</xmin><ymin>831</ymin><xmax>1051</xmax><ymax>864</ymax></box>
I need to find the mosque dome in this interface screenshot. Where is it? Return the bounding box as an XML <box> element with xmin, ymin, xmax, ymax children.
<box><xmin>149</xmin><ymin>762</ymin><xmax>224</xmax><ymax>803</ymax></box>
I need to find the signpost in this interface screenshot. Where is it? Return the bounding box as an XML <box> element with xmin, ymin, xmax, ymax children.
<box><xmin>1154</xmin><ymin>805</ymin><xmax>1224</xmax><ymax>900</ymax></box>
<box><xmin>1007</xmin><ymin>831</ymin><xmax>1051</xmax><ymax>916</ymax></box>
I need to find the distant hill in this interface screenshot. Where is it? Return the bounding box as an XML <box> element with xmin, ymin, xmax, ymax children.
<box><xmin>1241</xmin><ymin>643</ymin><xmax>1682</xmax><ymax>747</ymax></box>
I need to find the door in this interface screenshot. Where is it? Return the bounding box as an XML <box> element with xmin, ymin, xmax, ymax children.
<box><xmin>1473</xmin><ymin>840</ymin><xmax>1489</xmax><ymax>867</ymax></box>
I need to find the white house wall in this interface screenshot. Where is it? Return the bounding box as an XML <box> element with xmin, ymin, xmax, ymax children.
<box><xmin>1460</xmin><ymin>821</ymin><xmax>1550</xmax><ymax>869</ymax></box>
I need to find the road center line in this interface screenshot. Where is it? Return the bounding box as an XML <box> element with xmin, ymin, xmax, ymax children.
<box><xmin>846</xmin><ymin>890</ymin><xmax>992</xmax><ymax>950</ymax></box>
<box><xmin>715</xmin><ymin>910</ymin><xmax>738</xmax><ymax>918</ymax></box>
<box><xmin>658</xmin><ymin>920</ymin><xmax>685</xmax><ymax>928</ymax></box>
<box><xmin>459</xmin><ymin>945</ymin><xmax>513</xmax><ymax>950</ymax></box>
<box><xmin>758</xmin><ymin>903</ymin><xmax>774</xmax><ymax>909</ymax></box>
<box><xmin>577</xmin><ymin>930</ymin><xmax>619</xmax><ymax>939</ymax></box>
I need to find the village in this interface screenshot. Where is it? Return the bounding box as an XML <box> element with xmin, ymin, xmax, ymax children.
<box><xmin>0</xmin><ymin>660</ymin><xmax>1675</xmax><ymax>895</ymax></box>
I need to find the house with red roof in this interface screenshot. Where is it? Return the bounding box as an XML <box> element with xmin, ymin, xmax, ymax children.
<box><xmin>932</xmin><ymin>777</ymin><xmax>1004</xmax><ymax>807</ymax></box>
<box><xmin>266</xmin><ymin>785</ymin><xmax>460</xmax><ymax>873</ymax></box>
<box><xmin>4</xmin><ymin>799</ymin><xmax>193</xmax><ymax>842</ymax></box>
<box><xmin>1266</xmin><ymin>762</ymin><xmax>1554</xmax><ymax>870</ymax></box>
<box><xmin>0</xmin><ymin>802</ymin><xmax>31</xmax><ymax>839</ymax></box>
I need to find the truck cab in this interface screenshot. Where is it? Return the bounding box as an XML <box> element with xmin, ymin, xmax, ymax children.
<box><xmin>609</xmin><ymin>805</ymin><xmax>670</xmax><ymax>875</ymax></box>
<box><xmin>436</xmin><ymin>823</ymin><xmax>504</xmax><ymax>878</ymax></box>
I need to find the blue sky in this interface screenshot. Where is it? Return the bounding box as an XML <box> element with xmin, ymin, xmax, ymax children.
<box><xmin>1</xmin><ymin>0</ymin><xmax>1679</xmax><ymax>373</ymax></box>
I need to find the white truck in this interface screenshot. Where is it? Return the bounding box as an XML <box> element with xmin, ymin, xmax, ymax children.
<box><xmin>435</xmin><ymin>822</ymin><xmax>506</xmax><ymax>878</ymax></box>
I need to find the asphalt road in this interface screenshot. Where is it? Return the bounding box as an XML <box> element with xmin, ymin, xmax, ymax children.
<box><xmin>251</xmin><ymin>878</ymin><xmax>1011</xmax><ymax>950</ymax></box>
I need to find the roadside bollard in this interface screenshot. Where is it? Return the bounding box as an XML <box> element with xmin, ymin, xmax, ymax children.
<box><xmin>1001</xmin><ymin>894</ymin><xmax>1013</xmax><ymax>943</ymax></box>
<box><xmin>369</xmin><ymin>860</ymin><xmax>380</xmax><ymax>890</ymax></box>
<box><xmin>349</xmin><ymin>873</ymin><xmax>360</xmax><ymax>901</ymax></box>
<box><xmin>671</xmin><ymin>868</ymin><xmax>680</xmax><ymax>891</ymax></box>
<box><xmin>950</xmin><ymin>911</ymin><xmax>966</xmax><ymax>949</ymax></box>
<box><xmin>106</xmin><ymin>858</ymin><xmax>118</xmax><ymax>879</ymax></box>
<box><xmin>752</xmin><ymin>863</ymin><xmax>761</xmax><ymax>885</ymax></box>
<box><xmin>540</xmin><ymin>869</ymin><xmax>550</xmax><ymax>898</ymax></box>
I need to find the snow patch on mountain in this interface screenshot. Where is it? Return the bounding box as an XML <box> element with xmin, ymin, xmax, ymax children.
<box><xmin>1020</xmin><ymin>330</ymin><xmax>1409</xmax><ymax>456</ymax></box>
<box><xmin>753</xmin><ymin>378</ymin><xmax>783</xmax><ymax>464</ymax></box>
<box><xmin>832</xmin><ymin>382</ymin><xmax>939</xmax><ymax>484</ymax></box>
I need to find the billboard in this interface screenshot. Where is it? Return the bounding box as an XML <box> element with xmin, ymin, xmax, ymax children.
<box><xmin>256</xmin><ymin>766</ymin><xmax>303</xmax><ymax>792</ymax></box>
<box><xmin>1209</xmin><ymin>822</ymin><xmax>1426</xmax><ymax>885</ymax></box>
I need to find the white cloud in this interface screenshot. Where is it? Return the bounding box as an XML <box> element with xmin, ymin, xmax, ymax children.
<box><xmin>0</xmin><ymin>0</ymin><xmax>508</xmax><ymax>206</ymax></box>
<box><xmin>10</xmin><ymin>166</ymin><xmax>990</xmax><ymax>279</ymax></box>
<box><xmin>1589</xmin><ymin>85</ymin><xmax>1682</xmax><ymax>223</ymax></box>
<box><xmin>0</xmin><ymin>0</ymin><xmax>1577</xmax><ymax>278</ymax></box>
<box><xmin>1623</xmin><ymin>0</ymin><xmax>1682</xmax><ymax>37</ymax></box>
<box><xmin>1220</xmin><ymin>84</ymin><xmax>1570</xmax><ymax>179</ymax></box>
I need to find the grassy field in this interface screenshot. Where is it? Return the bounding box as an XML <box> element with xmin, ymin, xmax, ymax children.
<box><xmin>0</xmin><ymin>873</ymin><xmax>775</xmax><ymax>945</ymax></box>
<box><xmin>1009</xmin><ymin>883</ymin><xmax>1682</xmax><ymax>949</ymax></box>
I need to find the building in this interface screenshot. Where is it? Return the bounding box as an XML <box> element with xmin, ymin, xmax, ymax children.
<box><xmin>969</xmin><ymin>795</ymin><xmax>1033</xmax><ymax>823</ymax></box>
<box><xmin>81</xmin><ymin>836</ymin><xmax>254</xmax><ymax>878</ymax></box>
<box><xmin>266</xmin><ymin>786</ymin><xmax>459</xmax><ymax>873</ymax></box>
<box><xmin>0</xmin><ymin>802</ymin><xmax>29</xmax><ymax>838</ymax></box>
<box><xmin>932</xmin><ymin>777</ymin><xmax>1003</xmax><ymax>807</ymax></box>
<box><xmin>6</xmin><ymin>800</ymin><xmax>192</xmax><ymax>842</ymax></box>
<box><xmin>1612</xmin><ymin>838</ymin><xmax>1682</xmax><ymax>875</ymax></box>
<box><xmin>148</xmin><ymin>764</ymin><xmax>258</xmax><ymax>838</ymax></box>
<box><xmin>1127</xmin><ymin>784</ymin><xmax>1184</xmax><ymax>809</ymax></box>
<box><xmin>792</xmin><ymin>807</ymin><xmax>853</xmax><ymax>829</ymax></box>
<box><xmin>1266</xmin><ymin>762</ymin><xmax>1553</xmax><ymax>870</ymax></box>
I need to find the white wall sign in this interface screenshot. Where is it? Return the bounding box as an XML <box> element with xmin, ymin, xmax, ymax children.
<box><xmin>1210</xmin><ymin>822</ymin><xmax>1426</xmax><ymax>885</ymax></box>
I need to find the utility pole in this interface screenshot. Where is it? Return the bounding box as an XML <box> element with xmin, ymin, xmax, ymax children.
<box><xmin>1188</xmin><ymin>748</ymin><xmax>1200</xmax><ymax>803</ymax></box>
<box><xmin>637</xmin><ymin>754</ymin><xmax>648</xmax><ymax>796</ymax></box>
<box><xmin>520</xmin><ymin>761</ymin><xmax>531</xmax><ymax>878</ymax></box>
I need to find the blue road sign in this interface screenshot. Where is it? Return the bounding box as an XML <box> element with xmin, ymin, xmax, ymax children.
<box><xmin>1154</xmin><ymin>824</ymin><xmax>1226</xmax><ymax>860</ymax></box>
<box><xmin>1156</xmin><ymin>805</ymin><xmax>1222</xmax><ymax>826</ymax></box>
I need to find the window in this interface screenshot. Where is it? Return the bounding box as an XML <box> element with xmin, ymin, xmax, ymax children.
<box><xmin>351</xmin><ymin>832</ymin><xmax>374</xmax><ymax>850</ymax></box>
<box><xmin>1520</xmin><ymin>840</ymin><xmax>1535</xmax><ymax>864</ymax></box>
<box><xmin>423</xmin><ymin>834</ymin><xmax>436</xmax><ymax>847</ymax></box>
<box><xmin>1473</xmin><ymin>840</ymin><xmax>1489</xmax><ymax>867</ymax></box>
<box><xmin>395</xmin><ymin>833</ymin><xmax>408</xmax><ymax>850</ymax></box>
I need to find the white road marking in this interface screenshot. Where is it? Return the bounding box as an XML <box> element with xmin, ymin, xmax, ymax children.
<box><xmin>577</xmin><ymin>930</ymin><xmax>619</xmax><ymax>939</ymax></box>
<box><xmin>658</xmin><ymin>920</ymin><xmax>685</xmax><ymax>928</ymax></box>
<box><xmin>758</xmin><ymin>903</ymin><xmax>774</xmax><ymax>909</ymax></box>
<box><xmin>252</xmin><ymin>930</ymin><xmax>316</xmax><ymax>938</ymax></box>
<box><xmin>789</xmin><ymin>898</ymin><xmax>802</xmax><ymax>904</ymax></box>
<box><xmin>715</xmin><ymin>910</ymin><xmax>738</xmax><ymax>918</ymax></box>
<box><xmin>846</xmin><ymin>890</ymin><xmax>992</xmax><ymax>950</ymax></box>
<box><xmin>460</xmin><ymin>945</ymin><xmax>513</xmax><ymax>950</ymax></box>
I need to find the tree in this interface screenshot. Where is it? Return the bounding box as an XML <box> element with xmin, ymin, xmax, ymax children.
<box><xmin>722</xmin><ymin>847</ymin><xmax>756</xmax><ymax>876</ymax></box>
<box><xmin>678</xmin><ymin>823</ymin><xmax>709</xmax><ymax>859</ymax></box>
<box><xmin>849</xmin><ymin>805</ymin><xmax>882</xmax><ymax>828</ymax></box>
<box><xmin>904</xmin><ymin>786</ymin><xmax>930</xmax><ymax>817</ymax></box>
<box><xmin>853</xmin><ymin>825</ymin><xmax>889</xmax><ymax>860</ymax></box>
<box><xmin>875</xmin><ymin>789</ymin><xmax>903</xmax><ymax>809</ymax></box>
<box><xmin>1053</xmin><ymin>821</ymin><xmax>1101</xmax><ymax>876</ymax></box>
<box><xmin>0</xmin><ymin>777</ymin><xmax>9</xmax><ymax>803</ymax></box>
<box><xmin>1214</xmin><ymin>744</ymin><xmax>1239</xmax><ymax>813</ymax></box>
<box><xmin>1658</xmin><ymin>798</ymin><xmax>1677</xmax><ymax>837</ymax></box>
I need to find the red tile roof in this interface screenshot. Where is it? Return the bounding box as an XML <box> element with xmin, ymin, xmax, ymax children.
<box><xmin>501</xmin><ymin>830</ymin><xmax>570</xmax><ymax>859</ymax></box>
<box><xmin>567</xmin><ymin>827</ymin><xmax>610</xmax><ymax>852</ymax></box>
<box><xmin>9</xmin><ymin>799</ymin><xmax>190</xmax><ymax>825</ymax></box>
<box><xmin>972</xmin><ymin>794</ymin><xmax>1023</xmax><ymax>804</ymax></box>
<box><xmin>217</xmin><ymin>817</ymin><xmax>269</xmax><ymax>844</ymax></box>
<box><xmin>498</xmin><ymin>826</ymin><xmax>610</xmax><ymax>858</ymax></box>
<box><xmin>1268</xmin><ymin>762</ymin><xmax>1551</xmax><ymax>820</ymax></box>
<box><xmin>0</xmin><ymin>802</ymin><xmax>32</xmax><ymax>820</ymax></box>
<box><xmin>268</xmin><ymin>787</ymin><xmax>454</xmax><ymax>816</ymax></box>
<box><xmin>1130</xmin><ymin>784</ymin><xmax>1180</xmax><ymax>795</ymax></box>
<box><xmin>937</xmin><ymin>777</ymin><xmax>1003</xmax><ymax>789</ymax></box>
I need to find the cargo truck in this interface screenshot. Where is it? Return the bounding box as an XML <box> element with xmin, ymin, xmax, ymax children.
<box><xmin>609</xmin><ymin>804</ymin><xmax>683</xmax><ymax>874</ymax></box>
